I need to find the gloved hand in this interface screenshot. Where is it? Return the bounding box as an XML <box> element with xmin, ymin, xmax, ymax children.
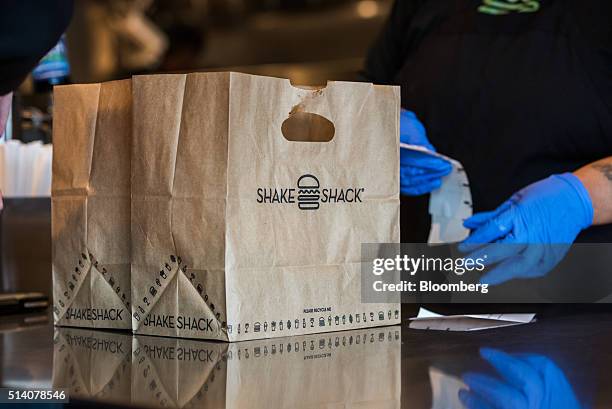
<box><xmin>399</xmin><ymin>109</ymin><xmax>452</xmax><ymax>196</ymax></box>
<box><xmin>458</xmin><ymin>173</ymin><xmax>593</xmax><ymax>285</ymax></box>
<box><xmin>459</xmin><ymin>348</ymin><xmax>583</xmax><ymax>409</ymax></box>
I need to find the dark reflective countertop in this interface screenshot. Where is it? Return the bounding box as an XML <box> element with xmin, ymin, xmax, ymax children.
<box><xmin>2</xmin><ymin>310</ymin><xmax>612</xmax><ymax>408</ymax></box>
<box><xmin>2</xmin><ymin>199</ymin><xmax>612</xmax><ymax>408</ymax></box>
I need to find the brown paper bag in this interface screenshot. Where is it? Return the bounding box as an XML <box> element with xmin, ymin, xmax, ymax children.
<box><xmin>132</xmin><ymin>327</ymin><xmax>401</xmax><ymax>409</ymax></box>
<box><xmin>131</xmin><ymin>72</ymin><xmax>400</xmax><ymax>341</ymax></box>
<box><xmin>53</xmin><ymin>327</ymin><xmax>132</xmax><ymax>403</ymax></box>
<box><xmin>52</xmin><ymin>80</ymin><xmax>132</xmax><ymax>329</ymax></box>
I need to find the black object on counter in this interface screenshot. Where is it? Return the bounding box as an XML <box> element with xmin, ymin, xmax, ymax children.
<box><xmin>0</xmin><ymin>292</ymin><xmax>48</xmax><ymax>316</ymax></box>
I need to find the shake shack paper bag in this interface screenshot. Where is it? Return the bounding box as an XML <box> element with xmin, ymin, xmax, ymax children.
<box><xmin>53</xmin><ymin>327</ymin><xmax>132</xmax><ymax>404</ymax></box>
<box><xmin>131</xmin><ymin>72</ymin><xmax>400</xmax><ymax>341</ymax></box>
<box><xmin>132</xmin><ymin>327</ymin><xmax>401</xmax><ymax>408</ymax></box>
<box><xmin>52</xmin><ymin>80</ymin><xmax>132</xmax><ymax>329</ymax></box>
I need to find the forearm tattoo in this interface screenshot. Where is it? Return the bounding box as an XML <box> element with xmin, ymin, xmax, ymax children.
<box><xmin>593</xmin><ymin>163</ymin><xmax>612</xmax><ymax>182</ymax></box>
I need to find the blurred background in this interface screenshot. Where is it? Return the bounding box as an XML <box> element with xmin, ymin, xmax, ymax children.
<box><xmin>7</xmin><ymin>0</ymin><xmax>392</xmax><ymax>144</ymax></box>
<box><xmin>0</xmin><ymin>0</ymin><xmax>392</xmax><ymax>295</ymax></box>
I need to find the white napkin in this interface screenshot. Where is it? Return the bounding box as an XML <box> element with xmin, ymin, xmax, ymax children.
<box><xmin>410</xmin><ymin>308</ymin><xmax>536</xmax><ymax>331</ymax></box>
<box><xmin>400</xmin><ymin>143</ymin><xmax>472</xmax><ymax>244</ymax></box>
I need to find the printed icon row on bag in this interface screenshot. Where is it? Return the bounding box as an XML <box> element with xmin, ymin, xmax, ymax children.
<box><xmin>132</xmin><ymin>255</ymin><xmax>226</xmax><ymax>328</ymax></box>
<box><xmin>227</xmin><ymin>309</ymin><xmax>400</xmax><ymax>335</ymax></box>
<box><xmin>55</xmin><ymin>252</ymin><xmax>129</xmax><ymax>316</ymax></box>
<box><xmin>228</xmin><ymin>329</ymin><xmax>401</xmax><ymax>361</ymax></box>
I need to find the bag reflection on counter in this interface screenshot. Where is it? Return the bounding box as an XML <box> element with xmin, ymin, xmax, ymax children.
<box><xmin>132</xmin><ymin>326</ymin><xmax>401</xmax><ymax>408</ymax></box>
<box><xmin>53</xmin><ymin>326</ymin><xmax>400</xmax><ymax>408</ymax></box>
<box><xmin>52</xmin><ymin>328</ymin><xmax>132</xmax><ymax>403</ymax></box>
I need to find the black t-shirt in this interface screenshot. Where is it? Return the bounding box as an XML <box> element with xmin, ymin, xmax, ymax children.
<box><xmin>364</xmin><ymin>0</ymin><xmax>612</xmax><ymax>242</ymax></box>
<box><xmin>0</xmin><ymin>0</ymin><xmax>73</xmax><ymax>95</ymax></box>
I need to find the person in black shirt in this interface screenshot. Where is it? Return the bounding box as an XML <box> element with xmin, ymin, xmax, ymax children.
<box><xmin>364</xmin><ymin>0</ymin><xmax>612</xmax><ymax>284</ymax></box>
<box><xmin>0</xmin><ymin>1</ymin><xmax>73</xmax><ymax>98</ymax></box>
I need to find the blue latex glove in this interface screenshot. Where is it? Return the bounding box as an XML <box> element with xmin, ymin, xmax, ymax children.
<box><xmin>399</xmin><ymin>109</ymin><xmax>452</xmax><ymax>196</ymax></box>
<box><xmin>459</xmin><ymin>348</ymin><xmax>583</xmax><ymax>409</ymax></box>
<box><xmin>458</xmin><ymin>173</ymin><xmax>593</xmax><ymax>285</ymax></box>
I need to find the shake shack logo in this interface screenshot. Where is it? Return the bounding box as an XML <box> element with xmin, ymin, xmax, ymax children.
<box><xmin>256</xmin><ymin>174</ymin><xmax>365</xmax><ymax>210</ymax></box>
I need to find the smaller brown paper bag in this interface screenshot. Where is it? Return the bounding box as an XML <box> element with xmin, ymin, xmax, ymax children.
<box><xmin>52</xmin><ymin>79</ymin><xmax>132</xmax><ymax>329</ymax></box>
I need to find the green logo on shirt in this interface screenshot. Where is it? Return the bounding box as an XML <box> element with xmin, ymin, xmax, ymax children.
<box><xmin>478</xmin><ymin>0</ymin><xmax>540</xmax><ymax>15</ymax></box>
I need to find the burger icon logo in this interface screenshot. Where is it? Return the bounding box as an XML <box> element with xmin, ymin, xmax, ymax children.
<box><xmin>297</xmin><ymin>174</ymin><xmax>320</xmax><ymax>210</ymax></box>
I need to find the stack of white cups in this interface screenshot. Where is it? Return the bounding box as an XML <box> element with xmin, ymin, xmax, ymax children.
<box><xmin>0</xmin><ymin>140</ymin><xmax>52</xmax><ymax>197</ymax></box>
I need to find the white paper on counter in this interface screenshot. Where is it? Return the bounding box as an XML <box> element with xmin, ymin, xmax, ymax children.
<box><xmin>400</xmin><ymin>143</ymin><xmax>472</xmax><ymax>244</ymax></box>
<box><xmin>409</xmin><ymin>308</ymin><xmax>536</xmax><ymax>332</ymax></box>
<box><xmin>430</xmin><ymin>367</ymin><xmax>468</xmax><ymax>409</ymax></box>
